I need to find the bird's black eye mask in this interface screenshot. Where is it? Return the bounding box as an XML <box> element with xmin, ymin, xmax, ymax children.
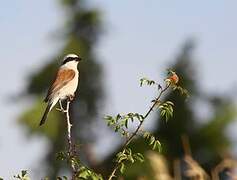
<box><xmin>62</xmin><ymin>57</ymin><xmax>80</xmax><ymax>64</ymax></box>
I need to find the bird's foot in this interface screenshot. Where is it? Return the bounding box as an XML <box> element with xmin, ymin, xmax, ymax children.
<box><xmin>56</xmin><ymin>100</ymin><xmax>67</xmax><ymax>113</ymax></box>
<box><xmin>56</xmin><ymin>107</ymin><xmax>67</xmax><ymax>113</ymax></box>
<box><xmin>67</xmin><ymin>94</ymin><xmax>75</xmax><ymax>101</ymax></box>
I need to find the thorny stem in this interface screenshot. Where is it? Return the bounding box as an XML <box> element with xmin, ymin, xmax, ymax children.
<box><xmin>64</xmin><ymin>100</ymin><xmax>77</xmax><ymax>180</ymax></box>
<box><xmin>108</xmin><ymin>84</ymin><xmax>170</xmax><ymax>180</ymax></box>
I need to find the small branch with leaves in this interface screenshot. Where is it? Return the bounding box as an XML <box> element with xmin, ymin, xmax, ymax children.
<box><xmin>106</xmin><ymin>70</ymin><xmax>188</xmax><ymax>180</ymax></box>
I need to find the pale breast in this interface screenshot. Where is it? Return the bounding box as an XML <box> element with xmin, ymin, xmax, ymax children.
<box><xmin>58</xmin><ymin>71</ymin><xmax>79</xmax><ymax>99</ymax></box>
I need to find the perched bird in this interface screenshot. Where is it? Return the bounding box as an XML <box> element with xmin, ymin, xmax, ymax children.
<box><xmin>39</xmin><ymin>54</ymin><xmax>82</xmax><ymax>126</ymax></box>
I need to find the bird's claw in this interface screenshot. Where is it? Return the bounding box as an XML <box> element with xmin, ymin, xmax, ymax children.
<box><xmin>67</xmin><ymin>94</ymin><xmax>75</xmax><ymax>101</ymax></box>
<box><xmin>56</xmin><ymin>107</ymin><xmax>67</xmax><ymax>113</ymax></box>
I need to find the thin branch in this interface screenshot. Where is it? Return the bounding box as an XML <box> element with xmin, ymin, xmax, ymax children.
<box><xmin>108</xmin><ymin>84</ymin><xmax>170</xmax><ymax>180</ymax></box>
<box><xmin>64</xmin><ymin>99</ymin><xmax>77</xmax><ymax>180</ymax></box>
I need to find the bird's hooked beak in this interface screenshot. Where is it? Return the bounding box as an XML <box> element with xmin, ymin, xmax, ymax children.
<box><xmin>76</xmin><ymin>57</ymin><xmax>82</xmax><ymax>62</ymax></box>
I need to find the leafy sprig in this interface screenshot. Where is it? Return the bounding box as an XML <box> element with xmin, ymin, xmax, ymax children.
<box><xmin>159</xmin><ymin>101</ymin><xmax>174</xmax><ymax>121</ymax></box>
<box><xmin>14</xmin><ymin>170</ymin><xmax>30</xmax><ymax>180</ymax></box>
<box><xmin>143</xmin><ymin>132</ymin><xmax>162</xmax><ymax>151</ymax></box>
<box><xmin>140</xmin><ymin>78</ymin><xmax>156</xmax><ymax>87</ymax></box>
<box><xmin>105</xmin><ymin>113</ymin><xmax>144</xmax><ymax>137</ymax></box>
<box><xmin>116</xmin><ymin>148</ymin><xmax>145</xmax><ymax>174</ymax></box>
<box><xmin>56</xmin><ymin>150</ymin><xmax>103</xmax><ymax>180</ymax></box>
<box><xmin>107</xmin><ymin>71</ymin><xmax>186</xmax><ymax>180</ymax></box>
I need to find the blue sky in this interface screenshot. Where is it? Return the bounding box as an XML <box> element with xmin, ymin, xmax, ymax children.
<box><xmin>0</xmin><ymin>0</ymin><xmax>237</xmax><ymax>178</ymax></box>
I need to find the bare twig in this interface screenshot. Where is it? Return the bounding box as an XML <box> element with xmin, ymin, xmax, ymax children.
<box><xmin>64</xmin><ymin>99</ymin><xmax>77</xmax><ymax>180</ymax></box>
<box><xmin>108</xmin><ymin>84</ymin><xmax>170</xmax><ymax>180</ymax></box>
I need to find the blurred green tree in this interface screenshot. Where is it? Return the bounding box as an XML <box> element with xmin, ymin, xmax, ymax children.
<box><xmin>102</xmin><ymin>40</ymin><xmax>236</xmax><ymax>179</ymax></box>
<box><xmin>19</xmin><ymin>0</ymin><xmax>104</xmax><ymax>178</ymax></box>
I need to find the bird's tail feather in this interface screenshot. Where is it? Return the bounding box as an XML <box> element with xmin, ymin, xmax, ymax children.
<box><xmin>39</xmin><ymin>103</ymin><xmax>52</xmax><ymax>126</ymax></box>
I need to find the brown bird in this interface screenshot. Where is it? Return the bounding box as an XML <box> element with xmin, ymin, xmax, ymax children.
<box><xmin>39</xmin><ymin>54</ymin><xmax>82</xmax><ymax>126</ymax></box>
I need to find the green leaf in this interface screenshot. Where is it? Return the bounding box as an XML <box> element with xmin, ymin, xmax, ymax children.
<box><xmin>159</xmin><ymin>101</ymin><xmax>174</xmax><ymax>122</ymax></box>
<box><xmin>120</xmin><ymin>163</ymin><xmax>126</xmax><ymax>174</ymax></box>
<box><xmin>149</xmin><ymin>136</ymin><xmax>155</xmax><ymax>145</ymax></box>
<box><xmin>56</xmin><ymin>151</ymin><xmax>67</xmax><ymax>161</ymax></box>
<box><xmin>166</xmin><ymin>101</ymin><xmax>174</xmax><ymax>106</ymax></box>
<box><xmin>13</xmin><ymin>170</ymin><xmax>31</xmax><ymax>180</ymax></box>
<box><xmin>140</xmin><ymin>77</ymin><xmax>156</xmax><ymax>87</ymax></box>
<box><xmin>116</xmin><ymin>151</ymin><xmax>128</xmax><ymax>163</ymax></box>
<box><xmin>134</xmin><ymin>153</ymin><xmax>144</xmax><ymax>162</ymax></box>
<box><xmin>114</xmin><ymin>125</ymin><xmax>120</xmax><ymax>132</ymax></box>
<box><xmin>127</xmin><ymin>148</ymin><xmax>132</xmax><ymax>155</ymax></box>
<box><xmin>152</xmin><ymin>141</ymin><xmax>157</xmax><ymax>150</ymax></box>
<box><xmin>117</xmin><ymin>155</ymin><xmax>127</xmax><ymax>163</ymax></box>
<box><xmin>77</xmin><ymin>166</ymin><xmax>104</xmax><ymax>180</ymax></box>
<box><xmin>143</xmin><ymin>132</ymin><xmax>162</xmax><ymax>152</ymax></box>
<box><xmin>127</xmin><ymin>155</ymin><xmax>135</xmax><ymax>163</ymax></box>
<box><xmin>116</xmin><ymin>114</ymin><xmax>121</xmax><ymax>122</ymax></box>
<box><xmin>153</xmin><ymin>140</ymin><xmax>162</xmax><ymax>152</ymax></box>
<box><xmin>173</xmin><ymin>85</ymin><xmax>189</xmax><ymax>97</ymax></box>
<box><xmin>21</xmin><ymin>171</ymin><xmax>27</xmax><ymax>177</ymax></box>
<box><xmin>143</xmin><ymin>131</ymin><xmax>151</xmax><ymax>138</ymax></box>
<box><xmin>104</xmin><ymin>115</ymin><xmax>115</xmax><ymax>126</ymax></box>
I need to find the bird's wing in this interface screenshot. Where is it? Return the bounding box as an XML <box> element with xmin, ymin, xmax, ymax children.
<box><xmin>44</xmin><ymin>68</ymin><xmax>75</xmax><ymax>102</ymax></box>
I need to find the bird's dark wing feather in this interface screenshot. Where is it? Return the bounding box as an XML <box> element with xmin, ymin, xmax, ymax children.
<box><xmin>44</xmin><ymin>68</ymin><xmax>75</xmax><ymax>102</ymax></box>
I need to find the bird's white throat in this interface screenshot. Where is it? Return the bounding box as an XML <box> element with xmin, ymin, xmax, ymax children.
<box><xmin>63</xmin><ymin>61</ymin><xmax>79</xmax><ymax>70</ymax></box>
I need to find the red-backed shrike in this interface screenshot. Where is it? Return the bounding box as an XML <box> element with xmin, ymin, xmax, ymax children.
<box><xmin>39</xmin><ymin>54</ymin><xmax>82</xmax><ymax>126</ymax></box>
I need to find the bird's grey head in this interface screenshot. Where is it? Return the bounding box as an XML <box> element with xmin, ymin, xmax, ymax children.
<box><xmin>62</xmin><ymin>53</ymin><xmax>82</xmax><ymax>65</ymax></box>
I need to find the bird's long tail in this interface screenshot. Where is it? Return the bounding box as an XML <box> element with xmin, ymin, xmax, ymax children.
<box><xmin>39</xmin><ymin>103</ymin><xmax>52</xmax><ymax>126</ymax></box>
